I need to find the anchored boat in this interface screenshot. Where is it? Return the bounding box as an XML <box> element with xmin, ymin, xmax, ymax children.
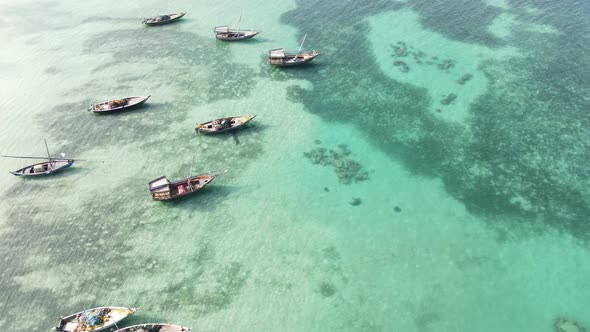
<box><xmin>214</xmin><ymin>15</ymin><xmax>259</xmax><ymax>41</ymax></box>
<box><xmin>143</xmin><ymin>13</ymin><xmax>186</xmax><ymax>26</ymax></box>
<box><xmin>113</xmin><ymin>323</ymin><xmax>191</xmax><ymax>332</ymax></box>
<box><xmin>149</xmin><ymin>173</ymin><xmax>215</xmax><ymax>201</ymax></box>
<box><xmin>196</xmin><ymin>115</ymin><xmax>256</xmax><ymax>134</ymax></box>
<box><xmin>54</xmin><ymin>306</ymin><xmax>137</xmax><ymax>332</ymax></box>
<box><xmin>88</xmin><ymin>95</ymin><xmax>150</xmax><ymax>113</ymax></box>
<box><xmin>269</xmin><ymin>34</ymin><xmax>319</xmax><ymax>66</ymax></box>
<box><xmin>3</xmin><ymin>139</ymin><xmax>78</xmax><ymax>177</ymax></box>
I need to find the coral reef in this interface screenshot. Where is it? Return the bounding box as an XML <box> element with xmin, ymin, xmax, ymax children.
<box><xmin>350</xmin><ymin>197</ymin><xmax>362</xmax><ymax>206</ymax></box>
<box><xmin>457</xmin><ymin>73</ymin><xmax>473</xmax><ymax>85</ymax></box>
<box><xmin>393</xmin><ymin>60</ymin><xmax>410</xmax><ymax>72</ymax></box>
<box><xmin>554</xmin><ymin>317</ymin><xmax>585</xmax><ymax>332</ymax></box>
<box><xmin>303</xmin><ymin>143</ymin><xmax>369</xmax><ymax>185</ymax></box>
<box><xmin>390</xmin><ymin>41</ymin><xmax>457</xmax><ymax>73</ymax></box>
<box><xmin>441</xmin><ymin>93</ymin><xmax>457</xmax><ymax>105</ymax></box>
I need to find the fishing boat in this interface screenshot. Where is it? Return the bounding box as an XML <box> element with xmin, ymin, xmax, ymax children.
<box><xmin>142</xmin><ymin>13</ymin><xmax>186</xmax><ymax>26</ymax></box>
<box><xmin>269</xmin><ymin>34</ymin><xmax>319</xmax><ymax>66</ymax></box>
<box><xmin>113</xmin><ymin>323</ymin><xmax>191</xmax><ymax>332</ymax></box>
<box><xmin>214</xmin><ymin>15</ymin><xmax>259</xmax><ymax>41</ymax></box>
<box><xmin>88</xmin><ymin>95</ymin><xmax>150</xmax><ymax>113</ymax></box>
<box><xmin>3</xmin><ymin>139</ymin><xmax>79</xmax><ymax>177</ymax></box>
<box><xmin>148</xmin><ymin>173</ymin><xmax>215</xmax><ymax>201</ymax></box>
<box><xmin>54</xmin><ymin>306</ymin><xmax>137</xmax><ymax>332</ymax></box>
<box><xmin>195</xmin><ymin>115</ymin><xmax>256</xmax><ymax>134</ymax></box>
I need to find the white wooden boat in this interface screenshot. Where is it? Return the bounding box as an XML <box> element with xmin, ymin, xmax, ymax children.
<box><xmin>143</xmin><ymin>13</ymin><xmax>186</xmax><ymax>26</ymax></box>
<box><xmin>195</xmin><ymin>115</ymin><xmax>256</xmax><ymax>134</ymax></box>
<box><xmin>54</xmin><ymin>306</ymin><xmax>137</xmax><ymax>332</ymax></box>
<box><xmin>214</xmin><ymin>16</ymin><xmax>259</xmax><ymax>41</ymax></box>
<box><xmin>88</xmin><ymin>96</ymin><xmax>150</xmax><ymax>113</ymax></box>
<box><xmin>269</xmin><ymin>34</ymin><xmax>320</xmax><ymax>66</ymax></box>
<box><xmin>3</xmin><ymin>139</ymin><xmax>79</xmax><ymax>177</ymax></box>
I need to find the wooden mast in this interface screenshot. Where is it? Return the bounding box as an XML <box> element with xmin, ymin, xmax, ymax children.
<box><xmin>296</xmin><ymin>33</ymin><xmax>307</xmax><ymax>59</ymax></box>
<box><xmin>44</xmin><ymin>139</ymin><xmax>52</xmax><ymax>167</ymax></box>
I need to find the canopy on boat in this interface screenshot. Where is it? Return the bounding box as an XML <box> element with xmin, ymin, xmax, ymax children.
<box><xmin>215</xmin><ymin>26</ymin><xmax>229</xmax><ymax>33</ymax></box>
<box><xmin>269</xmin><ymin>48</ymin><xmax>286</xmax><ymax>58</ymax></box>
<box><xmin>149</xmin><ymin>176</ymin><xmax>170</xmax><ymax>193</ymax></box>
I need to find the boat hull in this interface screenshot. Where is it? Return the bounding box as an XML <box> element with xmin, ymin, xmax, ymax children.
<box><xmin>196</xmin><ymin>115</ymin><xmax>256</xmax><ymax>134</ymax></box>
<box><xmin>150</xmin><ymin>174</ymin><xmax>216</xmax><ymax>201</ymax></box>
<box><xmin>89</xmin><ymin>95</ymin><xmax>150</xmax><ymax>114</ymax></box>
<box><xmin>113</xmin><ymin>323</ymin><xmax>191</xmax><ymax>332</ymax></box>
<box><xmin>215</xmin><ymin>31</ymin><xmax>259</xmax><ymax>41</ymax></box>
<box><xmin>270</xmin><ymin>54</ymin><xmax>320</xmax><ymax>66</ymax></box>
<box><xmin>55</xmin><ymin>306</ymin><xmax>137</xmax><ymax>332</ymax></box>
<box><xmin>10</xmin><ymin>159</ymin><xmax>74</xmax><ymax>177</ymax></box>
<box><xmin>143</xmin><ymin>13</ymin><xmax>186</xmax><ymax>26</ymax></box>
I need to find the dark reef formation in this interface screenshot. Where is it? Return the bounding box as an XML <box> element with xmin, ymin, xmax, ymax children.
<box><xmin>281</xmin><ymin>0</ymin><xmax>590</xmax><ymax>240</ymax></box>
<box><xmin>304</xmin><ymin>143</ymin><xmax>369</xmax><ymax>185</ymax></box>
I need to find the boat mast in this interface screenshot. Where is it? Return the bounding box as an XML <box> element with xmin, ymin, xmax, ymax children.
<box><xmin>296</xmin><ymin>33</ymin><xmax>307</xmax><ymax>58</ymax></box>
<box><xmin>44</xmin><ymin>139</ymin><xmax>52</xmax><ymax>166</ymax></box>
<box><xmin>236</xmin><ymin>14</ymin><xmax>241</xmax><ymax>33</ymax></box>
<box><xmin>187</xmin><ymin>156</ymin><xmax>194</xmax><ymax>188</ymax></box>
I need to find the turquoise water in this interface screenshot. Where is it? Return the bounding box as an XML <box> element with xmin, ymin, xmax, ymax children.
<box><xmin>1</xmin><ymin>0</ymin><xmax>589</xmax><ymax>331</ymax></box>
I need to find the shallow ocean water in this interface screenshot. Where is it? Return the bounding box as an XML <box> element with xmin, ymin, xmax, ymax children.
<box><xmin>0</xmin><ymin>0</ymin><xmax>589</xmax><ymax>331</ymax></box>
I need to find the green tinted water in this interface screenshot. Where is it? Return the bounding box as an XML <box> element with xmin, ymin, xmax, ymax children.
<box><xmin>1</xmin><ymin>0</ymin><xmax>589</xmax><ymax>331</ymax></box>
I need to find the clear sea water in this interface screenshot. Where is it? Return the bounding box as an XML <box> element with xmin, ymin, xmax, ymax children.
<box><xmin>1</xmin><ymin>0</ymin><xmax>589</xmax><ymax>331</ymax></box>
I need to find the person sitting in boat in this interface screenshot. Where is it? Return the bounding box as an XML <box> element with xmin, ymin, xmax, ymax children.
<box><xmin>221</xmin><ymin>118</ymin><xmax>232</xmax><ymax>129</ymax></box>
<box><xmin>213</xmin><ymin>119</ymin><xmax>223</xmax><ymax>130</ymax></box>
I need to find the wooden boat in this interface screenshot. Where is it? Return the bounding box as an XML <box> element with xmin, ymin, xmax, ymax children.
<box><xmin>10</xmin><ymin>159</ymin><xmax>73</xmax><ymax>176</ymax></box>
<box><xmin>148</xmin><ymin>173</ymin><xmax>215</xmax><ymax>201</ymax></box>
<box><xmin>215</xmin><ymin>26</ymin><xmax>259</xmax><ymax>40</ymax></box>
<box><xmin>113</xmin><ymin>323</ymin><xmax>191</xmax><ymax>332</ymax></box>
<box><xmin>54</xmin><ymin>306</ymin><xmax>137</xmax><ymax>332</ymax></box>
<box><xmin>142</xmin><ymin>13</ymin><xmax>186</xmax><ymax>26</ymax></box>
<box><xmin>269</xmin><ymin>34</ymin><xmax>319</xmax><ymax>67</ymax></box>
<box><xmin>3</xmin><ymin>139</ymin><xmax>79</xmax><ymax>177</ymax></box>
<box><xmin>195</xmin><ymin>115</ymin><xmax>256</xmax><ymax>134</ymax></box>
<box><xmin>88</xmin><ymin>95</ymin><xmax>150</xmax><ymax>113</ymax></box>
<box><xmin>214</xmin><ymin>15</ymin><xmax>259</xmax><ymax>41</ymax></box>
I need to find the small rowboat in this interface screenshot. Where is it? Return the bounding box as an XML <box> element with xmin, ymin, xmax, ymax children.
<box><xmin>54</xmin><ymin>306</ymin><xmax>137</xmax><ymax>332</ymax></box>
<box><xmin>149</xmin><ymin>173</ymin><xmax>215</xmax><ymax>201</ymax></box>
<box><xmin>196</xmin><ymin>115</ymin><xmax>256</xmax><ymax>134</ymax></box>
<box><xmin>10</xmin><ymin>159</ymin><xmax>73</xmax><ymax>176</ymax></box>
<box><xmin>113</xmin><ymin>323</ymin><xmax>191</xmax><ymax>332</ymax></box>
<box><xmin>88</xmin><ymin>95</ymin><xmax>150</xmax><ymax>113</ymax></box>
<box><xmin>142</xmin><ymin>13</ymin><xmax>186</xmax><ymax>26</ymax></box>
<box><xmin>3</xmin><ymin>139</ymin><xmax>80</xmax><ymax>177</ymax></box>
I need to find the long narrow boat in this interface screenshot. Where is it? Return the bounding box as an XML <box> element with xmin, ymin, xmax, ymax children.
<box><xmin>195</xmin><ymin>115</ymin><xmax>256</xmax><ymax>134</ymax></box>
<box><xmin>269</xmin><ymin>34</ymin><xmax>319</xmax><ymax>67</ymax></box>
<box><xmin>148</xmin><ymin>173</ymin><xmax>215</xmax><ymax>201</ymax></box>
<box><xmin>269</xmin><ymin>48</ymin><xmax>319</xmax><ymax>66</ymax></box>
<box><xmin>88</xmin><ymin>95</ymin><xmax>150</xmax><ymax>113</ymax></box>
<box><xmin>3</xmin><ymin>139</ymin><xmax>78</xmax><ymax>177</ymax></box>
<box><xmin>214</xmin><ymin>15</ymin><xmax>259</xmax><ymax>41</ymax></box>
<box><xmin>54</xmin><ymin>306</ymin><xmax>137</xmax><ymax>332</ymax></box>
<box><xmin>214</xmin><ymin>26</ymin><xmax>259</xmax><ymax>41</ymax></box>
<box><xmin>10</xmin><ymin>159</ymin><xmax>73</xmax><ymax>176</ymax></box>
<box><xmin>113</xmin><ymin>323</ymin><xmax>191</xmax><ymax>332</ymax></box>
<box><xmin>142</xmin><ymin>13</ymin><xmax>186</xmax><ymax>26</ymax></box>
